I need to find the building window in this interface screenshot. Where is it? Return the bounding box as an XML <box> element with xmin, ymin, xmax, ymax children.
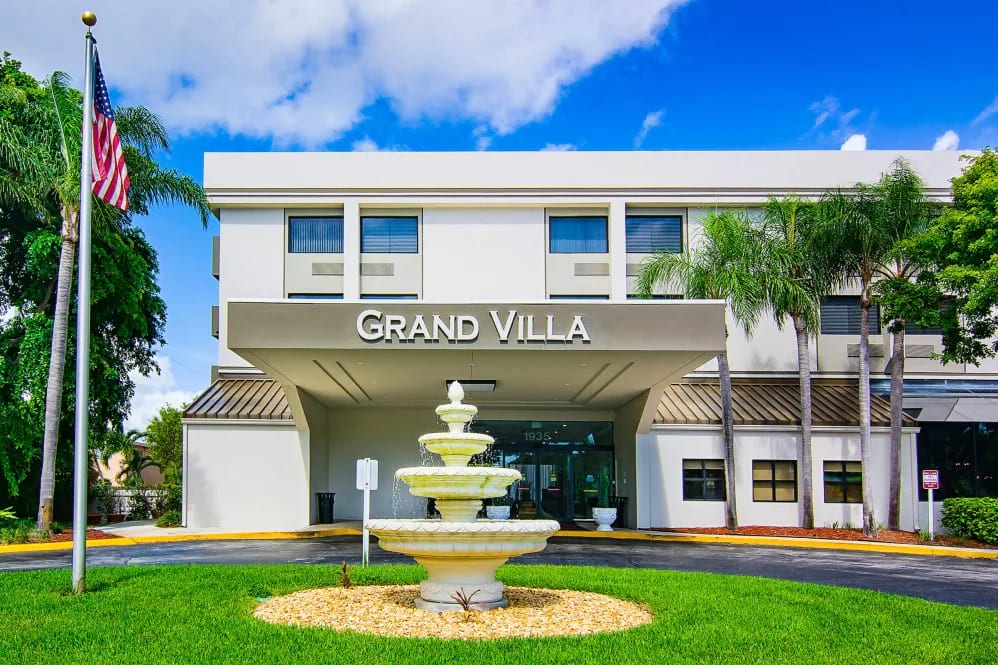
<box><xmin>823</xmin><ymin>461</ymin><xmax>863</xmax><ymax>503</ymax></box>
<box><xmin>287</xmin><ymin>293</ymin><xmax>343</xmax><ymax>300</ymax></box>
<box><xmin>916</xmin><ymin>422</ymin><xmax>998</xmax><ymax>500</ymax></box>
<box><xmin>682</xmin><ymin>459</ymin><xmax>726</xmax><ymax>501</ymax></box>
<box><xmin>625</xmin><ymin>215</ymin><xmax>682</xmax><ymax>253</ymax></box>
<box><xmin>360</xmin><ymin>294</ymin><xmax>419</xmax><ymax>300</ymax></box>
<box><xmin>819</xmin><ymin>296</ymin><xmax>880</xmax><ymax>335</ymax></box>
<box><xmin>288</xmin><ymin>217</ymin><xmax>343</xmax><ymax>253</ymax></box>
<box><xmin>752</xmin><ymin>460</ymin><xmax>798</xmax><ymax>502</ymax></box>
<box><xmin>549</xmin><ymin>216</ymin><xmax>608</xmax><ymax>253</ymax></box>
<box><xmin>627</xmin><ymin>294</ymin><xmax>683</xmax><ymax>300</ymax></box>
<box><xmin>361</xmin><ymin>216</ymin><xmax>418</xmax><ymax>253</ymax></box>
<box><xmin>548</xmin><ymin>295</ymin><xmax>609</xmax><ymax>300</ymax></box>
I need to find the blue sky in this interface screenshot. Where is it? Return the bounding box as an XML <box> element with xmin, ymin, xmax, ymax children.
<box><xmin>3</xmin><ymin>1</ymin><xmax>997</xmax><ymax>425</ymax></box>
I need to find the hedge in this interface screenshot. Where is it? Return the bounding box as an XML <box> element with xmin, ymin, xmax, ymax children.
<box><xmin>940</xmin><ymin>497</ymin><xmax>998</xmax><ymax>544</ymax></box>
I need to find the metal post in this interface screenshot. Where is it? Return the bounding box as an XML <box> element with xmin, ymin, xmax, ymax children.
<box><xmin>362</xmin><ymin>458</ymin><xmax>370</xmax><ymax>566</ymax></box>
<box><xmin>72</xmin><ymin>14</ymin><xmax>97</xmax><ymax>594</ymax></box>
<box><xmin>928</xmin><ymin>487</ymin><xmax>934</xmax><ymax>541</ymax></box>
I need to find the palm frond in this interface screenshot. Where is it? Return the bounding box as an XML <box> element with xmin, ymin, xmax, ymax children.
<box><xmin>114</xmin><ymin>106</ymin><xmax>170</xmax><ymax>159</ymax></box>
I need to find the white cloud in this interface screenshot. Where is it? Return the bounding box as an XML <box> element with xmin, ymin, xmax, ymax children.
<box><xmin>840</xmin><ymin>133</ymin><xmax>867</xmax><ymax>151</ymax></box>
<box><xmin>634</xmin><ymin>109</ymin><xmax>664</xmax><ymax>147</ymax></box>
<box><xmin>808</xmin><ymin>96</ymin><xmax>862</xmax><ymax>140</ymax></box>
<box><xmin>125</xmin><ymin>356</ymin><xmax>197</xmax><ymax>431</ymax></box>
<box><xmin>541</xmin><ymin>143</ymin><xmax>577</xmax><ymax>151</ymax></box>
<box><xmin>932</xmin><ymin>130</ymin><xmax>960</xmax><ymax>151</ymax></box>
<box><xmin>972</xmin><ymin>96</ymin><xmax>998</xmax><ymax>125</ymax></box>
<box><xmin>351</xmin><ymin>136</ymin><xmax>405</xmax><ymax>152</ymax></box>
<box><xmin>1</xmin><ymin>1</ymin><xmax>688</xmax><ymax>147</ymax></box>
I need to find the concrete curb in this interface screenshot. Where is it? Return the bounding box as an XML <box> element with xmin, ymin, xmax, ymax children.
<box><xmin>1</xmin><ymin>527</ymin><xmax>995</xmax><ymax>559</ymax></box>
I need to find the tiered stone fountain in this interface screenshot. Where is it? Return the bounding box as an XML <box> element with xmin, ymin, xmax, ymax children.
<box><xmin>366</xmin><ymin>382</ymin><xmax>560</xmax><ymax>611</ymax></box>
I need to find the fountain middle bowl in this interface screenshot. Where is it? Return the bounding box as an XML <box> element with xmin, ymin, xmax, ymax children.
<box><xmin>396</xmin><ymin>466</ymin><xmax>521</xmax><ymax>500</ymax></box>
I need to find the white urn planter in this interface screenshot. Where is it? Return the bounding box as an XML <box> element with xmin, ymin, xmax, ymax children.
<box><xmin>486</xmin><ymin>505</ymin><xmax>511</xmax><ymax>520</ymax></box>
<box><xmin>592</xmin><ymin>507</ymin><xmax>617</xmax><ymax>532</ymax></box>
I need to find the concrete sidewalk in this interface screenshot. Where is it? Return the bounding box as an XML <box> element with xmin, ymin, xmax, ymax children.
<box><xmin>1</xmin><ymin>520</ymin><xmax>996</xmax><ymax>559</ymax></box>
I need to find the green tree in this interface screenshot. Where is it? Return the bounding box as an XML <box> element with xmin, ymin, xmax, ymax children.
<box><xmin>758</xmin><ymin>196</ymin><xmax>833</xmax><ymax>529</ymax></box>
<box><xmin>145</xmin><ymin>405</ymin><xmax>183</xmax><ymax>483</ymax></box>
<box><xmin>912</xmin><ymin>149</ymin><xmax>998</xmax><ymax>365</ymax></box>
<box><xmin>0</xmin><ymin>54</ymin><xmax>210</xmax><ymax>529</ymax></box>
<box><xmin>637</xmin><ymin>210</ymin><xmax>765</xmax><ymax>529</ymax></box>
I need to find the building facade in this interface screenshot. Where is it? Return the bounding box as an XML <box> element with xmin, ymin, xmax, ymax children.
<box><xmin>183</xmin><ymin>150</ymin><xmax>995</xmax><ymax>533</ymax></box>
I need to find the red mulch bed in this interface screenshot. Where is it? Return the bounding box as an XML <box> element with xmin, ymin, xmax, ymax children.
<box><xmin>40</xmin><ymin>529</ymin><xmax>121</xmax><ymax>543</ymax></box>
<box><xmin>651</xmin><ymin>526</ymin><xmax>996</xmax><ymax>549</ymax></box>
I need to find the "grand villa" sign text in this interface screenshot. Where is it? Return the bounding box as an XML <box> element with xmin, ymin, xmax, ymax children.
<box><xmin>356</xmin><ymin>309</ymin><xmax>591</xmax><ymax>344</ymax></box>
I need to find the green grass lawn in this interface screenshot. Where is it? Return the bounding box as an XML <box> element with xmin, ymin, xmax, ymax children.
<box><xmin>0</xmin><ymin>564</ymin><xmax>995</xmax><ymax>664</ymax></box>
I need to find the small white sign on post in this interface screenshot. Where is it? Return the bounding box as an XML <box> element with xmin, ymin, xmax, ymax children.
<box><xmin>922</xmin><ymin>469</ymin><xmax>940</xmax><ymax>540</ymax></box>
<box><xmin>356</xmin><ymin>458</ymin><xmax>378</xmax><ymax>566</ymax></box>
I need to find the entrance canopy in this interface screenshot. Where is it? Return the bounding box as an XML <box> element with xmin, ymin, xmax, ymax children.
<box><xmin>227</xmin><ymin>300</ymin><xmax>726</xmax><ymax>420</ymax></box>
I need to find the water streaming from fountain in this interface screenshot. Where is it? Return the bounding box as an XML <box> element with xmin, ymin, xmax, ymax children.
<box><xmin>366</xmin><ymin>381</ymin><xmax>560</xmax><ymax>611</ymax></box>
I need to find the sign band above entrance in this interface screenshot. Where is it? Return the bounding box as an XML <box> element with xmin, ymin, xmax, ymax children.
<box><xmin>356</xmin><ymin>308</ymin><xmax>592</xmax><ymax>344</ymax></box>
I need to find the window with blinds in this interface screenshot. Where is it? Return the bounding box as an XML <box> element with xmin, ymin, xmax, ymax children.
<box><xmin>819</xmin><ymin>296</ymin><xmax>880</xmax><ymax>334</ymax></box>
<box><xmin>287</xmin><ymin>217</ymin><xmax>344</xmax><ymax>253</ymax></box>
<box><xmin>361</xmin><ymin>216</ymin><xmax>419</xmax><ymax>253</ymax></box>
<box><xmin>549</xmin><ymin>216</ymin><xmax>609</xmax><ymax>253</ymax></box>
<box><xmin>625</xmin><ymin>215</ymin><xmax>682</xmax><ymax>253</ymax></box>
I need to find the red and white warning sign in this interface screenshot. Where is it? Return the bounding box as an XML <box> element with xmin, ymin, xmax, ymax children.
<box><xmin>922</xmin><ymin>469</ymin><xmax>940</xmax><ymax>490</ymax></box>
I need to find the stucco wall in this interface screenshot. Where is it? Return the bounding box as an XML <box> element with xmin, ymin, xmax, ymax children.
<box><xmin>422</xmin><ymin>207</ymin><xmax>546</xmax><ymax>301</ymax></box>
<box><xmin>217</xmin><ymin>208</ymin><xmax>285</xmax><ymax>367</ymax></box>
<box><xmin>637</xmin><ymin>426</ymin><xmax>918</xmax><ymax>531</ymax></box>
<box><xmin>185</xmin><ymin>423</ymin><xmax>308</xmax><ymax>530</ymax></box>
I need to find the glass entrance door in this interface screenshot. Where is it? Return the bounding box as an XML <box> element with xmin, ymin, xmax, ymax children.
<box><xmin>471</xmin><ymin>420</ymin><xmax>614</xmax><ymax>522</ymax></box>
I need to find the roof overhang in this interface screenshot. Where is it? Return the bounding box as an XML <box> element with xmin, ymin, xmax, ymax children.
<box><xmin>226</xmin><ymin>300</ymin><xmax>726</xmax><ymax>415</ymax></box>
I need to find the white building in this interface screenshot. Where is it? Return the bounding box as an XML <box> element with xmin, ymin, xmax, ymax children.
<box><xmin>183</xmin><ymin>150</ymin><xmax>996</xmax><ymax>533</ymax></box>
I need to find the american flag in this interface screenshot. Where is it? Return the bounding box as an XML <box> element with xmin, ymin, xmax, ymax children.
<box><xmin>91</xmin><ymin>51</ymin><xmax>129</xmax><ymax>211</ymax></box>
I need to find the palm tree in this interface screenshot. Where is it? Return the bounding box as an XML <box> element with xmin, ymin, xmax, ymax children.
<box><xmin>758</xmin><ymin>196</ymin><xmax>833</xmax><ymax>529</ymax></box>
<box><xmin>637</xmin><ymin>210</ymin><xmax>765</xmax><ymax>530</ymax></box>
<box><xmin>7</xmin><ymin>72</ymin><xmax>211</xmax><ymax>531</ymax></box>
<box><xmin>866</xmin><ymin>160</ymin><xmax>938</xmax><ymax>530</ymax></box>
<box><xmin>101</xmin><ymin>428</ymin><xmax>160</xmax><ymax>487</ymax></box>
<box><xmin>816</xmin><ymin>186</ymin><xmax>891</xmax><ymax>537</ymax></box>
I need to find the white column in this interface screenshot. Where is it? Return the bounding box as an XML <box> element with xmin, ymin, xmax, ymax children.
<box><xmin>609</xmin><ymin>199</ymin><xmax>627</xmax><ymax>301</ymax></box>
<box><xmin>343</xmin><ymin>200</ymin><xmax>360</xmax><ymax>299</ymax></box>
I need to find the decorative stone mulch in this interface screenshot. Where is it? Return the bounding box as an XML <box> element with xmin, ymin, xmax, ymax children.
<box><xmin>254</xmin><ymin>585</ymin><xmax>653</xmax><ymax>640</ymax></box>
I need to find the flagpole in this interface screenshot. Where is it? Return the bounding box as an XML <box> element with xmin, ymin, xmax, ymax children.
<box><xmin>72</xmin><ymin>10</ymin><xmax>98</xmax><ymax>595</ymax></box>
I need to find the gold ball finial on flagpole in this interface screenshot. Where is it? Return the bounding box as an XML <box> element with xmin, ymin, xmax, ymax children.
<box><xmin>81</xmin><ymin>12</ymin><xmax>97</xmax><ymax>27</ymax></box>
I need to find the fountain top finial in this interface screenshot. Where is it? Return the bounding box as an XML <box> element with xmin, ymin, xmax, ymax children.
<box><xmin>448</xmin><ymin>380</ymin><xmax>465</xmax><ymax>404</ymax></box>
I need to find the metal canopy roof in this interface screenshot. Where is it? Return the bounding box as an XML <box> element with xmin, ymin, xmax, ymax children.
<box><xmin>655</xmin><ymin>380</ymin><xmax>913</xmax><ymax>427</ymax></box>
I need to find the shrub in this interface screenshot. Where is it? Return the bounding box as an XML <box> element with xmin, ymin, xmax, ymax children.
<box><xmin>155</xmin><ymin>510</ymin><xmax>181</xmax><ymax>528</ymax></box>
<box><xmin>941</xmin><ymin>498</ymin><xmax>998</xmax><ymax>545</ymax></box>
<box><xmin>153</xmin><ymin>484</ymin><xmax>182</xmax><ymax>515</ymax></box>
<box><xmin>90</xmin><ymin>480</ymin><xmax>114</xmax><ymax>517</ymax></box>
<box><xmin>126</xmin><ymin>492</ymin><xmax>152</xmax><ymax>521</ymax></box>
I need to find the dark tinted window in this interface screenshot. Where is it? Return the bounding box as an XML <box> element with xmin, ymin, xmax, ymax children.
<box><xmin>549</xmin><ymin>216</ymin><xmax>608</xmax><ymax>253</ymax></box>
<box><xmin>820</xmin><ymin>296</ymin><xmax>880</xmax><ymax>334</ymax></box>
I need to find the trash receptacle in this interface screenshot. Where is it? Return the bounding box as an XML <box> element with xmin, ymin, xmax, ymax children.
<box><xmin>316</xmin><ymin>492</ymin><xmax>335</xmax><ymax>523</ymax></box>
<box><xmin>609</xmin><ymin>496</ymin><xmax>628</xmax><ymax>528</ymax></box>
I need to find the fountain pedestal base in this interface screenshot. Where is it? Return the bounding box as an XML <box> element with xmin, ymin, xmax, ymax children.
<box><xmin>414</xmin><ymin>555</ymin><xmax>510</xmax><ymax>611</ymax></box>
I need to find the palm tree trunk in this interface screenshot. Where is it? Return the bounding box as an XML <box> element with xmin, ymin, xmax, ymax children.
<box><xmin>717</xmin><ymin>349</ymin><xmax>738</xmax><ymax>530</ymax></box>
<box><xmin>36</xmin><ymin>209</ymin><xmax>78</xmax><ymax>531</ymax></box>
<box><xmin>858</xmin><ymin>299</ymin><xmax>877</xmax><ymax>537</ymax></box>
<box><xmin>793</xmin><ymin>315</ymin><xmax>814</xmax><ymax>529</ymax></box>
<box><xmin>888</xmin><ymin>326</ymin><xmax>905</xmax><ymax>530</ymax></box>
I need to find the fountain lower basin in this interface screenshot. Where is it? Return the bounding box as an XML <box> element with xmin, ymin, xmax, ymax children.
<box><xmin>366</xmin><ymin>519</ymin><xmax>560</xmax><ymax>610</ymax></box>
